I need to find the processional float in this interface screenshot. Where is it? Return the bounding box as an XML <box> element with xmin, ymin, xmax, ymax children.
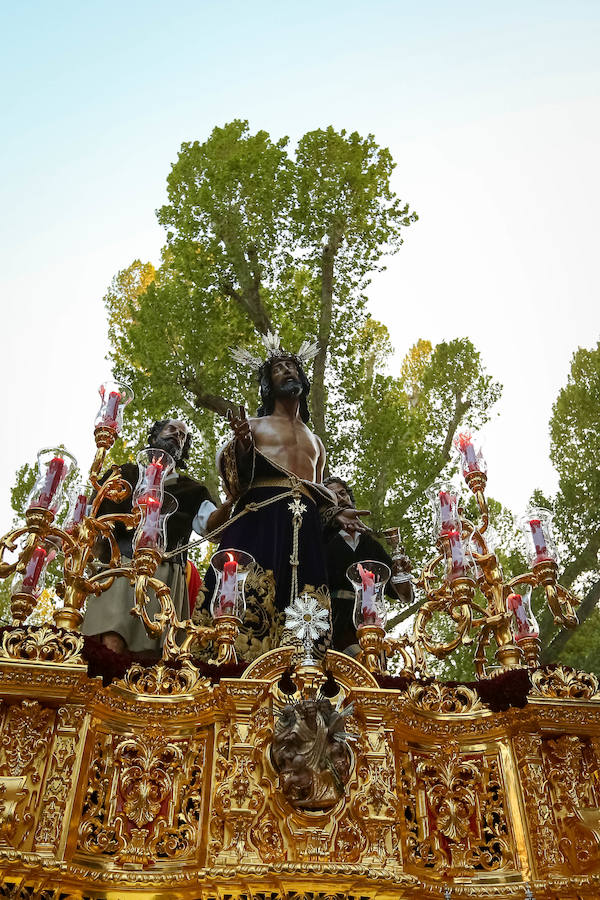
<box><xmin>0</xmin><ymin>379</ymin><xmax>599</xmax><ymax>900</ymax></box>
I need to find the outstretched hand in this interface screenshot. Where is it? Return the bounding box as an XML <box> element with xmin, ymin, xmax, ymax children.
<box><xmin>227</xmin><ymin>405</ymin><xmax>253</xmax><ymax>452</ymax></box>
<box><xmin>336</xmin><ymin>507</ymin><xmax>371</xmax><ymax>534</ymax></box>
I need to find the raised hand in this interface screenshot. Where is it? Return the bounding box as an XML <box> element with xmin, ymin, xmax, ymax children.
<box><xmin>336</xmin><ymin>507</ymin><xmax>371</xmax><ymax>534</ymax></box>
<box><xmin>227</xmin><ymin>405</ymin><xmax>253</xmax><ymax>452</ymax></box>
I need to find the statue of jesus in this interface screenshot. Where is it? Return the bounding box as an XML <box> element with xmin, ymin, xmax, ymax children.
<box><xmin>199</xmin><ymin>338</ymin><xmax>369</xmax><ymax>657</ymax></box>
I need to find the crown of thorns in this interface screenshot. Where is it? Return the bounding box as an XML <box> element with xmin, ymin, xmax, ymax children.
<box><xmin>230</xmin><ymin>331</ymin><xmax>319</xmax><ymax>372</ymax></box>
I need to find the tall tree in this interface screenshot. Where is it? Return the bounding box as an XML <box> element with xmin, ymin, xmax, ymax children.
<box><xmin>539</xmin><ymin>342</ymin><xmax>600</xmax><ymax>667</ymax></box>
<box><xmin>107</xmin><ymin>120</ymin><xmax>418</xmax><ymax>490</ymax></box>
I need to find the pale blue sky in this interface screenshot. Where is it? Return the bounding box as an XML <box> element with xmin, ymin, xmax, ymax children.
<box><xmin>1</xmin><ymin>1</ymin><xmax>599</xmax><ymax>524</ymax></box>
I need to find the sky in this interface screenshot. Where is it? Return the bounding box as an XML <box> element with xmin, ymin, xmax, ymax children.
<box><xmin>1</xmin><ymin>0</ymin><xmax>599</xmax><ymax>529</ymax></box>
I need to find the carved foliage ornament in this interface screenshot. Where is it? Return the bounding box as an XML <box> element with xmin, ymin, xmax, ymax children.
<box><xmin>543</xmin><ymin>733</ymin><xmax>600</xmax><ymax>873</ymax></box>
<box><xmin>78</xmin><ymin>726</ymin><xmax>205</xmax><ymax>866</ymax></box>
<box><xmin>0</xmin><ymin>625</ymin><xmax>84</xmax><ymax>665</ymax></box>
<box><xmin>402</xmin><ymin>742</ymin><xmax>513</xmax><ymax>874</ymax></box>
<box><xmin>531</xmin><ymin>665</ymin><xmax>600</xmax><ymax>701</ymax></box>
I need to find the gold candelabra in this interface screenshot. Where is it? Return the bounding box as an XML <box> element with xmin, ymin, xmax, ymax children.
<box><xmin>355</xmin><ymin>434</ymin><xmax>580</xmax><ymax>678</ymax></box>
<box><xmin>0</xmin><ymin>396</ymin><xmax>242</xmax><ymax>668</ymax></box>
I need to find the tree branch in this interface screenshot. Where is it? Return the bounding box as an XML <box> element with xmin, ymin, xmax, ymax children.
<box><xmin>217</xmin><ymin>234</ymin><xmax>273</xmax><ymax>335</ymax></box>
<box><xmin>560</xmin><ymin>528</ymin><xmax>600</xmax><ymax>588</ymax></box>
<box><xmin>387</xmin><ymin>598</ymin><xmax>422</xmax><ymax>631</ymax></box>
<box><xmin>541</xmin><ymin>578</ymin><xmax>600</xmax><ymax>663</ymax></box>
<box><xmin>397</xmin><ymin>392</ymin><xmax>471</xmax><ymax>516</ymax></box>
<box><xmin>181</xmin><ymin>375</ymin><xmax>235</xmax><ymax>417</ymax></box>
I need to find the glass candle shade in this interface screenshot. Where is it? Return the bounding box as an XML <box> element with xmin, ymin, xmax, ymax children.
<box><xmin>455</xmin><ymin>432</ymin><xmax>487</xmax><ymax>478</ymax></box>
<box><xmin>347</xmin><ymin>559</ymin><xmax>391</xmax><ymax>629</ymax></box>
<box><xmin>427</xmin><ymin>482</ymin><xmax>460</xmax><ymax>538</ymax></box>
<box><xmin>63</xmin><ymin>483</ymin><xmax>90</xmax><ymax>534</ymax></box>
<box><xmin>209</xmin><ymin>549</ymin><xmax>255</xmax><ymax>619</ymax></box>
<box><xmin>133</xmin><ymin>492</ymin><xmax>178</xmax><ymax>554</ymax></box>
<box><xmin>12</xmin><ymin>542</ymin><xmax>53</xmax><ymax>600</ymax></box>
<box><xmin>520</xmin><ymin>507</ymin><xmax>558</xmax><ymax>567</ymax></box>
<box><xmin>133</xmin><ymin>448</ymin><xmax>176</xmax><ymax>506</ymax></box>
<box><xmin>443</xmin><ymin>529</ymin><xmax>476</xmax><ymax>582</ymax></box>
<box><xmin>95</xmin><ymin>379</ymin><xmax>133</xmax><ymax>434</ymax></box>
<box><xmin>507</xmin><ymin>589</ymin><xmax>540</xmax><ymax>641</ymax></box>
<box><xmin>27</xmin><ymin>448</ymin><xmax>77</xmax><ymax>515</ymax></box>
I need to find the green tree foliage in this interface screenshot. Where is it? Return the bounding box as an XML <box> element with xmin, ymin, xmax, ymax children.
<box><xmin>106</xmin><ymin>122</ymin><xmax>418</xmax><ymax>491</ymax></box>
<box><xmin>539</xmin><ymin>342</ymin><xmax>600</xmax><ymax>670</ymax></box>
<box><xmin>0</xmin><ymin>120</ymin><xmax>505</xmax><ymax>678</ymax></box>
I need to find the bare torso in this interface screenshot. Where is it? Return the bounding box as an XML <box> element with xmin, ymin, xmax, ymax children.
<box><xmin>248</xmin><ymin>414</ymin><xmax>325</xmax><ymax>482</ymax></box>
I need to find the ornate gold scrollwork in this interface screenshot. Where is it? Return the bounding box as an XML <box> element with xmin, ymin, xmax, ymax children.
<box><xmin>532</xmin><ymin>665</ymin><xmax>600</xmax><ymax>701</ymax></box>
<box><xmin>118</xmin><ymin>660</ymin><xmax>210</xmax><ymax>695</ymax></box>
<box><xmin>0</xmin><ymin>626</ymin><xmax>84</xmax><ymax>665</ymax></box>
<box><xmin>402</xmin><ymin>742</ymin><xmax>513</xmax><ymax>876</ymax></box>
<box><xmin>543</xmin><ymin>734</ymin><xmax>600</xmax><ymax>873</ymax></box>
<box><xmin>407</xmin><ymin>680</ymin><xmax>484</xmax><ymax>714</ymax></box>
<box><xmin>78</xmin><ymin>725</ymin><xmax>204</xmax><ymax>867</ymax></box>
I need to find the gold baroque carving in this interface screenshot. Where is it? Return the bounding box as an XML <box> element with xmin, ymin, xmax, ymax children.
<box><xmin>544</xmin><ymin>733</ymin><xmax>600</xmax><ymax>873</ymax></box>
<box><xmin>406</xmin><ymin>743</ymin><xmax>513</xmax><ymax>875</ymax></box>
<box><xmin>33</xmin><ymin>732</ymin><xmax>78</xmax><ymax>849</ymax></box>
<box><xmin>406</xmin><ymin>680</ymin><xmax>484</xmax><ymax>714</ymax></box>
<box><xmin>250</xmin><ymin>808</ymin><xmax>286</xmax><ymax>863</ymax></box>
<box><xmin>0</xmin><ymin>626</ymin><xmax>84</xmax><ymax>665</ymax></box>
<box><xmin>117</xmin><ymin>660</ymin><xmax>210</xmax><ymax>695</ymax></box>
<box><xmin>79</xmin><ymin>725</ymin><xmax>203</xmax><ymax>867</ymax></box>
<box><xmin>512</xmin><ymin>732</ymin><xmax>561</xmax><ymax>872</ymax></box>
<box><xmin>0</xmin><ymin>701</ymin><xmax>53</xmax><ymax>778</ymax></box>
<box><xmin>532</xmin><ymin>665</ymin><xmax>600</xmax><ymax>700</ymax></box>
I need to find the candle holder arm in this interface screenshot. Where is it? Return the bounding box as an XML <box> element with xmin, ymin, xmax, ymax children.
<box><xmin>89</xmin><ymin>469</ymin><xmax>132</xmax><ymax>515</ymax></box>
<box><xmin>0</xmin><ymin>527</ymin><xmax>34</xmax><ymax>579</ymax></box>
<box><xmin>413</xmin><ymin>593</ymin><xmax>474</xmax><ymax>659</ymax></box>
<box><xmin>506</xmin><ymin>567</ymin><xmax>579</xmax><ymax>629</ymax></box>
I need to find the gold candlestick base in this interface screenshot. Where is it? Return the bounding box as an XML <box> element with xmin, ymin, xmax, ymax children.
<box><xmin>23</xmin><ymin>507</ymin><xmax>54</xmax><ymax>536</ymax></box>
<box><xmin>464</xmin><ymin>469</ymin><xmax>487</xmax><ymax>494</ymax></box>
<box><xmin>356</xmin><ymin>623</ymin><xmax>386</xmax><ymax>673</ymax></box>
<box><xmin>532</xmin><ymin>558</ymin><xmax>559</xmax><ymax>586</ymax></box>
<box><xmin>10</xmin><ymin>591</ymin><xmax>37</xmax><ymax>625</ymax></box>
<box><xmin>518</xmin><ymin>635</ymin><xmax>541</xmax><ymax>668</ymax></box>
<box><xmin>210</xmin><ymin>615</ymin><xmax>241</xmax><ymax>665</ymax></box>
<box><xmin>133</xmin><ymin>548</ymin><xmax>162</xmax><ymax>577</ymax></box>
<box><xmin>450</xmin><ymin>576</ymin><xmax>476</xmax><ymax>606</ymax></box>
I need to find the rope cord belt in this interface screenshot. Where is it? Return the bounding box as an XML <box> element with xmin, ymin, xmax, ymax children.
<box><xmin>162</xmin><ymin>488</ymin><xmax>298</xmax><ymax>561</ymax></box>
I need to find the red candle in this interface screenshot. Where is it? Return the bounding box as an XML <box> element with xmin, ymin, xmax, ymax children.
<box><xmin>138</xmin><ymin>461</ymin><xmax>164</xmax><ymax>504</ymax></box>
<box><xmin>103</xmin><ymin>390</ymin><xmax>121</xmax><ymax>429</ymax></box>
<box><xmin>447</xmin><ymin>530</ymin><xmax>466</xmax><ymax>578</ymax></box>
<box><xmin>507</xmin><ymin>593</ymin><xmax>531</xmax><ymax>640</ymax></box>
<box><xmin>219</xmin><ymin>553</ymin><xmax>238</xmax><ymax>615</ymax></box>
<box><xmin>35</xmin><ymin>457</ymin><xmax>67</xmax><ymax>510</ymax></box>
<box><xmin>458</xmin><ymin>433</ymin><xmax>479</xmax><ymax>473</ymax></box>
<box><xmin>137</xmin><ymin>497</ymin><xmax>162</xmax><ymax>549</ymax></box>
<box><xmin>72</xmin><ymin>493</ymin><xmax>87</xmax><ymax>525</ymax></box>
<box><xmin>529</xmin><ymin>518</ymin><xmax>549</xmax><ymax>562</ymax></box>
<box><xmin>439</xmin><ymin>490</ymin><xmax>456</xmax><ymax>533</ymax></box>
<box><xmin>358</xmin><ymin>562</ymin><xmax>378</xmax><ymax>625</ymax></box>
<box><xmin>21</xmin><ymin>546</ymin><xmax>48</xmax><ymax>595</ymax></box>
<box><xmin>146</xmin><ymin>461</ymin><xmax>164</xmax><ymax>489</ymax></box>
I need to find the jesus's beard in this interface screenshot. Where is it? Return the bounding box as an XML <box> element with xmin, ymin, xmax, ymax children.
<box><xmin>274</xmin><ymin>377</ymin><xmax>303</xmax><ymax>400</ymax></box>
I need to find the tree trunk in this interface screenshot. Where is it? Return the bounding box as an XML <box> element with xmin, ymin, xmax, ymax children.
<box><xmin>311</xmin><ymin>239</ymin><xmax>337</xmax><ymax>441</ymax></box>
